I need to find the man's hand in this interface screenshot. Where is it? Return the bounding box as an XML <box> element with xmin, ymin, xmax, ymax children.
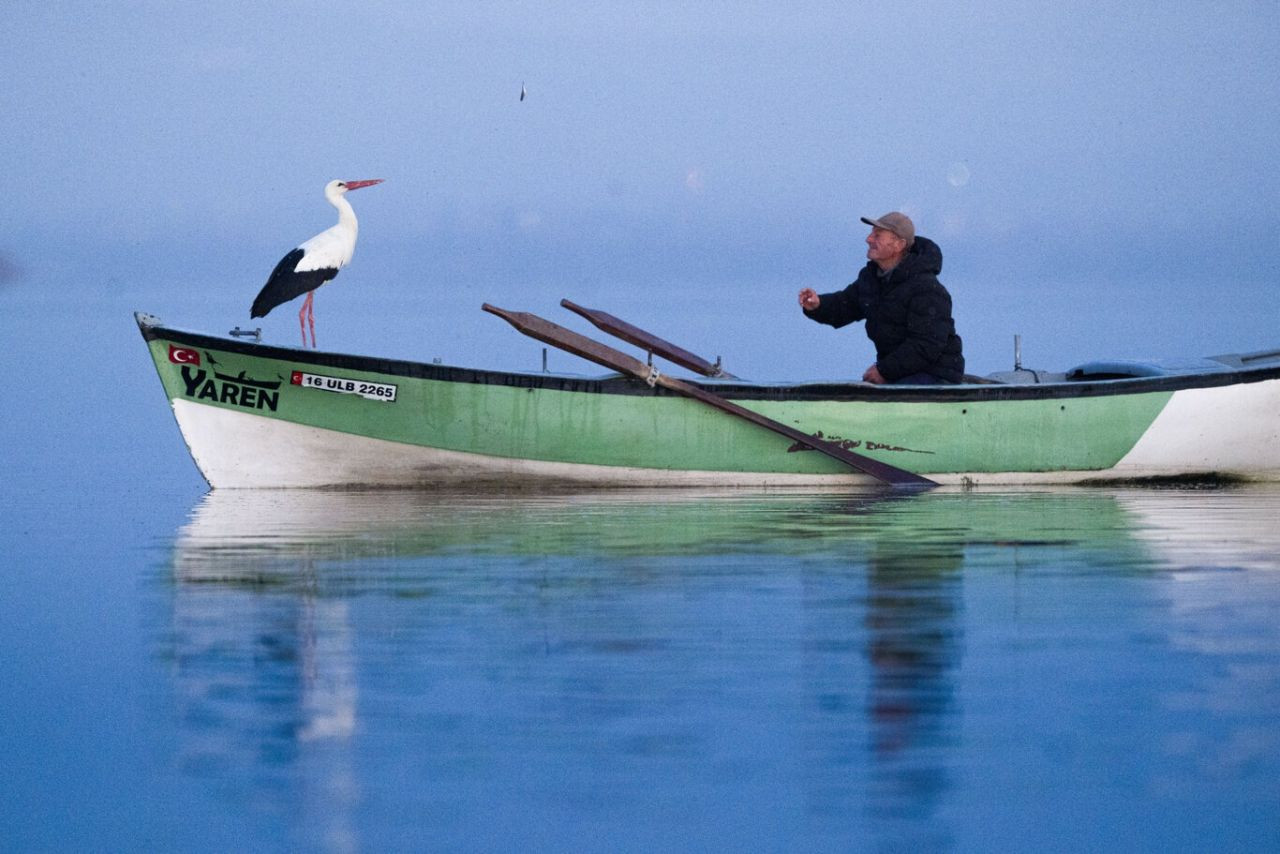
<box><xmin>798</xmin><ymin>288</ymin><xmax>820</xmax><ymax>311</ymax></box>
<box><xmin>862</xmin><ymin>364</ymin><xmax>886</xmax><ymax>384</ymax></box>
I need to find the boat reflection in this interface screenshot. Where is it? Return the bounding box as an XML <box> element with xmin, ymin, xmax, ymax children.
<box><xmin>160</xmin><ymin>485</ymin><xmax>1280</xmax><ymax>848</ymax></box>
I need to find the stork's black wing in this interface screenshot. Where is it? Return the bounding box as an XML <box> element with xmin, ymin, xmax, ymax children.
<box><xmin>250</xmin><ymin>248</ymin><xmax>339</xmax><ymax>318</ymax></box>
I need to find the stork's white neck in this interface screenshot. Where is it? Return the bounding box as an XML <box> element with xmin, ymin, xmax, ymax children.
<box><xmin>326</xmin><ymin>186</ymin><xmax>359</xmax><ymax>238</ymax></box>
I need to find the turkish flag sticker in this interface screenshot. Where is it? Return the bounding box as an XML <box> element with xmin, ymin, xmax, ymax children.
<box><xmin>168</xmin><ymin>346</ymin><xmax>201</xmax><ymax>366</ymax></box>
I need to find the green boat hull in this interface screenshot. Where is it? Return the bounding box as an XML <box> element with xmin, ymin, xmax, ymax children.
<box><xmin>137</xmin><ymin>313</ymin><xmax>1280</xmax><ymax>488</ymax></box>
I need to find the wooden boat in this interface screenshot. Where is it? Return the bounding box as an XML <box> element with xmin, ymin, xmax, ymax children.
<box><xmin>136</xmin><ymin>307</ymin><xmax>1280</xmax><ymax>489</ymax></box>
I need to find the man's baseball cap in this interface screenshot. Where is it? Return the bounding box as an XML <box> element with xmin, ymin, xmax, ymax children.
<box><xmin>860</xmin><ymin>211</ymin><xmax>915</xmax><ymax>246</ymax></box>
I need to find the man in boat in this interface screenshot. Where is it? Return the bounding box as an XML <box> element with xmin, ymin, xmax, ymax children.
<box><xmin>798</xmin><ymin>212</ymin><xmax>965</xmax><ymax>384</ymax></box>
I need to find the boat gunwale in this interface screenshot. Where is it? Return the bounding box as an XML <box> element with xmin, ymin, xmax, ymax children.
<box><xmin>137</xmin><ymin>314</ymin><xmax>1280</xmax><ymax>404</ymax></box>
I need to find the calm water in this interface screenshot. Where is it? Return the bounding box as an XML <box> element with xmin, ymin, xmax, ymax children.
<box><xmin>6</xmin><ymin>480</ymin><xmax>1280</xmax><ymax>852</ymax></box>
<box><xmin>2</xmin><ymin>309</ymin><xmax>1279</xmax><ymax>852</ymax></box>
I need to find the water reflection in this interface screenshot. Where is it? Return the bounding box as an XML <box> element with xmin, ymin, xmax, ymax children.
<box><xmin>157</xmin><ymin>486</ymin><xmax>1280</xmax><ymax>850</ymax></box>
<box><xmin>865</xmin><ymin>538</ymin><xmax>962</xmax><ymax>820</ymax></box>
<box><xmin>169</xmin><ymin>546</ymin><xmax>360</xmax><ymax>850</ymax></box>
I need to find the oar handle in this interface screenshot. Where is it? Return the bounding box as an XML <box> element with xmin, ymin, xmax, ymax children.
<box><xmin>560</xmin><ymin>299</ymin><xmax>735</xmax><ymax>378</ymax></box>
<box><xmin>483</xmin><ymin>304</ymin><xmax>654</xmax><ymax>379</ymax></box>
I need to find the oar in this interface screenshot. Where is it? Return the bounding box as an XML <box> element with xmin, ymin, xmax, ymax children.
<box><xmin>483</xmin><ymin>303</ymin><xmax>937</xmax><ymax>490</ymax></box>
<box><xmin>560</xmin><ymin>299</ymin><xmax>736</xmax><ymax>378</ymax></box>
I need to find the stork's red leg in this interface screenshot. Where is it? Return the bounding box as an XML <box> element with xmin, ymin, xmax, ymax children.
<box><xmin>297</xmin><ymin>295</ymin><xmax>310</xmax><ymax>347</ymax></box>
<box><xmin>306</xmin><ymin>293</ymin><xmax>317</xmax><ymax>348</ymax></box>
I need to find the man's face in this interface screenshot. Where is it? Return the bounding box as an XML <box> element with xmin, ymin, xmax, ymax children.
<box><xmin>865</xmin><ymin>227</ymin><xmax>907</xmax><ymax>269</ymax></box>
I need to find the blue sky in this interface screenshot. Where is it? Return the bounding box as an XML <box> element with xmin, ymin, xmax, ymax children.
<box><xmin>4</xmin><ymin>1</ymin><xmax>1279</xmax><ymax>377</ymax></box>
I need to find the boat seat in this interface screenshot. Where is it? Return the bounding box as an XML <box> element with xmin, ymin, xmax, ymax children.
<box><xmin>1066</xmin><ymin>360</ymin><xmax>1169</xmax><ymax>381</ymax></box>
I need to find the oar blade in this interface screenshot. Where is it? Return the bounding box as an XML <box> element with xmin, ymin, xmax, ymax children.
<box><xmin>666</xmin><ymin>379</ymin><xmax>938</xmax><ymax>489</ymax></box>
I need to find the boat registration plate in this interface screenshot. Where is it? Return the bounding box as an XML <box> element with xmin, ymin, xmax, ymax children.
<box><xmin>291</xmin><ymin>371</ymin><xmax>398</xmax><ymax>402</ymax></box>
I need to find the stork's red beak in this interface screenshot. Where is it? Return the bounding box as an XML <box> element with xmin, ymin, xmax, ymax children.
<box><xmin>344</xmin><ymin>179</ymin><xmax>384</xmax><ymax>191</ymax></box>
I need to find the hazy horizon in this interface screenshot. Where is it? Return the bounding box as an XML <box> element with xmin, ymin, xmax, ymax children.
<box><xmin>5</xmin><ymin>2</ymin><xmax>1278</xmax><ymax>376</ymax></box>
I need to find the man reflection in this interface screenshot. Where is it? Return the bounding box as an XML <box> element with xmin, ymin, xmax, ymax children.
<box><xmin>864</xmin><ymin>536</ymin><xmax>963</xmax><ymax>823</ymax></box>
<box><xmin>801</xmin><ymin>497</ymin><xmax>965</xmax><ymax>842</ymax></box>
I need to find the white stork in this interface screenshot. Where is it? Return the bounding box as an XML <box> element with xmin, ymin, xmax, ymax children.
<box><xmin>251</xmin><ymin>178</ymin><xmax>384</xmax><ymax>348</ymax></box>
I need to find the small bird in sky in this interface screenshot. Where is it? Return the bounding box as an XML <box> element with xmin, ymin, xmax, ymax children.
<box><xmin>520</xmin><ymin>82</ymin><xmax>526</xmax><ymax>101</ymax></box>
<box><xmin>250</xmin><ymin>179</ymin><xmax>384</xmax><ymax>348</ymax></box>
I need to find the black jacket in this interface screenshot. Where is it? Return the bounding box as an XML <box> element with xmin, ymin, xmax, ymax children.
<box><xmin>804</xmin><ymin>236</ymin><xmax>965</xmax><ymax>383</ymax></box>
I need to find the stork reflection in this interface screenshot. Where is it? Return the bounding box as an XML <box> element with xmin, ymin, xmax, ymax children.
<box><xmin>169</xmin><ymin>500</ymin><xmax>361</xmax><ymax>849</ymax></box>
